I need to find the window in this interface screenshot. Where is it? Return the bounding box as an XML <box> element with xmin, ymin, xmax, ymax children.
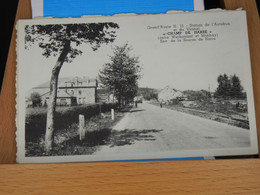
<box><xmin>60</xmin><ymin>98</ymin><xmax>67</xmax><ymax>106</ymax></box>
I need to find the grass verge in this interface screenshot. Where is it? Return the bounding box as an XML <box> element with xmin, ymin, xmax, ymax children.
<box><xmin>150</xmin><ymin>101</ymin><xmax>249</xmax><ymax>129</ymax></box>
<box><xmin>25</xmin><ymin>110</ymin><xmax>126</xmax><ymax>156</ymax></box>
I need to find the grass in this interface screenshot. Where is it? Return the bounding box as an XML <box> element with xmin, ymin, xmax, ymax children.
<box><xmin>25</xmin><ymin>109</ymin><xmax>126</xmax><ymax>156</ymax></box>
<box><xmin>25</xmin><ymin>105</ymin><xmax>164</xmax><ymax>157</ymax></box>
<box><xmin>151</xmin><ymin>100</ymin><xmax>249</xmax><ymax>129</ymax></box>
<box><xmin>25</xmin><ymin>103</ymin><xmax>117</xmax><ymax>143</ymax></box>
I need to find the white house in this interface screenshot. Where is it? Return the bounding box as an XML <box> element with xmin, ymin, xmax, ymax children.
<box><xmin>158</xmin><ymin>86</ymin><xmax>187</xmax><ymax>103</ymax></box>
<box><xmin>158</xmin><ymin>86</ymin><xmax>177</xmax><ymax>103</ymax></box>
<box><xmin>27</xmin><ymin>76</ymin><xmax>97</xmax><ymax>106</ymax></box>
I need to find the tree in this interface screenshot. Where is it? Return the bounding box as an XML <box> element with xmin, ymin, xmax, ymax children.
<box><xmin>230</xmin><ymin>74</ymin><xmax>243</xmax><ymax>98</ymax></box>
<box><xmin>25</xmin><ymin>22</ymin><xmax>119</xmax><ymax>152</ymax></box>
<box><xmin>183</xmin><ymin>90</ymin><xmax>211</xmax><ymax>102</ymax></box>
<box><xmin>215</xmin><ymin>74</ymin><xmax>231</xmax><ymax>98</ymax></box>
<box><xmin>138</xmin><ymin>87</ymin><xmax>158</xmax><ymax>100</ymax></box>
<box><xmin>214</xmin><ymin>74</ymin><xmax>244</xmax><ymax>99</ymax></box>
<box><xmin>99</xmin><ymin>44</ymin><xmax>141</xmax><ymax>107</ymax></box>
<box><xmin>30</xmin><ymin>92</ymin><xmax>42</xmax><ymax>107</ymax></box>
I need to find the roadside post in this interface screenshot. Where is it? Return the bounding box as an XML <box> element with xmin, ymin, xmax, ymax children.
<box><xmin>111</xmin><ymin>109</ymin><xmax>115</xmax><ymax>120</ymax></box>
<box><xmin>79</xmin><ymin>114</ymin><xmax>85</xmax><ymax>140</ymax></box>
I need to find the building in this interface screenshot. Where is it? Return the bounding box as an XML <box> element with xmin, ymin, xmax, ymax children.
<box><xmin>27</xmin><ymin>77</ymin><xmax>97</xmax><ymax>106</ymax></box>
<box><xmin>158</xmin><ymin>86</ymin><xmax>177</xmax><ymax>103</ymax></box>
<box><xmin>41</xmin><ymin>89</ymin><xmax>77</xmax><ymax>106</ymax></box>
<box><xmin>96</xmin><ymin>88</ymin><xmax>117</xmax><ymax>103</ymax></box>
<box><xmin>60</xmin><ymin>77</ymin><xmax>97</xmax><ymax>104</ymax></box>
<box><xmin>158</xmin><ymin>86</ymin><xmax>187</xmax><ymax>103</ymax></box>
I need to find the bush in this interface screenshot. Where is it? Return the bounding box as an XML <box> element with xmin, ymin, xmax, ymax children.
<box><xmin>25</xmin><ymin>103</ymin><xmax>118</xmax><ymax>142</ymax></box>
<box><xmin>183</xmin><ymin>90</ymin><xmax>211</xmax><ymax>102</ymax></box>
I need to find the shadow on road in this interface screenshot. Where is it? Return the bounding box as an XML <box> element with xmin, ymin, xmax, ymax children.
<box><xmin>57</xmin><ymin>128</ymin><xmax>163</xmax><ymax>155</ymax></box>
<box><xmin>130</xmin><ymin>109</ymin><xmax>145</xmax><ymax>113</ymax></box>
<box><xmin>28</xmin><ymin>128</ymin><xmax>164</xmax><ymax>156</ymax></box>
<box><xmin>109</xmin><ymin>128</ymin><xmax>163</xmax><ymax>147</ymax></box>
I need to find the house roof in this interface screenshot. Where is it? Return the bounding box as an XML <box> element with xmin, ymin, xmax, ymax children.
<box><xmin>173</xmin><ymin>91</ymin><xmax>186</xmax><ymax>98</ymax></box>
<box><xmin>159</xmin><ymin>86</ymin><xmax>177</xmax><ymax>93</ymax></box>
<box><xmin>33</xmin><ymin>77</ymin><xmax>71</xmax><ymax>88</ymax></box>
<box><xmin>33</xmin><ymin>77</ymin><xmax>96</xmax><ymax>89</ymax></box>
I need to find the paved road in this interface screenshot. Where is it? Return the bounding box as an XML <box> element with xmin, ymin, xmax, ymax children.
<box><xmin>95</xmin><ymin>101</ymin><xmax>250</xmax><ymax>155</ymax></box>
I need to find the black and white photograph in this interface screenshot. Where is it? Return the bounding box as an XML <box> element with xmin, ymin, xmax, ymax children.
<box><xmin>16</xmin><ymin>10</ymin><xmax>258</xmax><ymax>163</ymax></box>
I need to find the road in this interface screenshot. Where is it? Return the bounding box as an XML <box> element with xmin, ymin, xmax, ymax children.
<box><xmin>94</xmin><ymin>101</ymin><xmax>250</xmax><ymax>156</ymax></box>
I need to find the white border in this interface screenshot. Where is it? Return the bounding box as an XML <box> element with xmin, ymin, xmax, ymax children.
<box><xmin>194</xmin><ymin>0</ymin><xmax>205</xmax><ymax>11</ymax></box>
<box><xmin>31</xmin><ymin>0</ymin><xmax>43</xmax><ymax>18</ymax></box>
<box><xmin>16</xmin><ymin>10</ymin><xmax>258</xmax><ymax>163</ymax></box>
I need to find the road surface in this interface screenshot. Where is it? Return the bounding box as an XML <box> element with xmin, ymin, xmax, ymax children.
<box><xmin>94</xmin><ymin>101</ymin><xmax>250</xmax><ymax>155</ymax></box>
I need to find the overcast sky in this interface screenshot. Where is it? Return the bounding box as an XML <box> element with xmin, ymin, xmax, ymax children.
<box><xmin>21</xmin><ymin>11</ymin><xmax>252</xmax><ymax>93</ymax></box>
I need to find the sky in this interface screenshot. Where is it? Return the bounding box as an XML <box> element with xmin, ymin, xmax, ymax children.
<box><xmin>20</xmin><ymin>11</ymin><xmax>252</xmax><ymax>93</ymax></box>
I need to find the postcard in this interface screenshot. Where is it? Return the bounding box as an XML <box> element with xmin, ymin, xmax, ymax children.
<box><xmin>16</xmin><ymin>10</ymin><xmax>258</xmax><ymax>163</ymax></box>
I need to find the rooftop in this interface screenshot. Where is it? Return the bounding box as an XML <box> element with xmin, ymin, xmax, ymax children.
<box><xmin>33</xmin><ymin>77</ymin><xmax>97</xmax><ymax>89</ymax></box>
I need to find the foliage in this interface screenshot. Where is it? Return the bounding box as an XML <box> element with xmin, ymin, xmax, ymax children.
<box><xmin>30</xmin><ymin>92</ymin><xmax>42</xmax><ymax>107</ymax></box>
<box><xmin>25</xmin><ymin>103</ymin><xmax>118</xmax><ymax>143</ymax></box>
<box><xmin>230</xmin><ymin>75</ymin><xmax>244</xmax><ymax>98</ymax></box>
<box><xmin>25</xmin><ymin>23</ymin><xmax>119</xmax><ymax>62</ymax></box>
<box><xmin>99</xmin><ymin>44</ymin><xmax>141</xmax><ymax>107</ymax></box>
<box><xmin>183</xmin><ymin>90</ymin><xmax>211</xmax><ymax>102</ymax></box>
<box><xmin>138</xmin><ymin>87</ymin><xmax>158</xmax><ymax>100</ymax></box>
<box><xmin>25</xmin><ymin>22</ymin><xmax>119</xmax><ymax>151</ymax></box>
<box><xmin>215</xmin><ymin>74</ymin><xmax>244</xmax><ymax>99</ymax></box>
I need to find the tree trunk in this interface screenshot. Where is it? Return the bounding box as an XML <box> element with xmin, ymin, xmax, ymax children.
<box><xmin>118</xmin><ymin>94</ymin><xmax>122</xmax><ymax>109</ymax></box>
<box><xmin>45</xmin><ymin>40</ymin><xmax>70</xmax><ymax>152</ymax></box>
